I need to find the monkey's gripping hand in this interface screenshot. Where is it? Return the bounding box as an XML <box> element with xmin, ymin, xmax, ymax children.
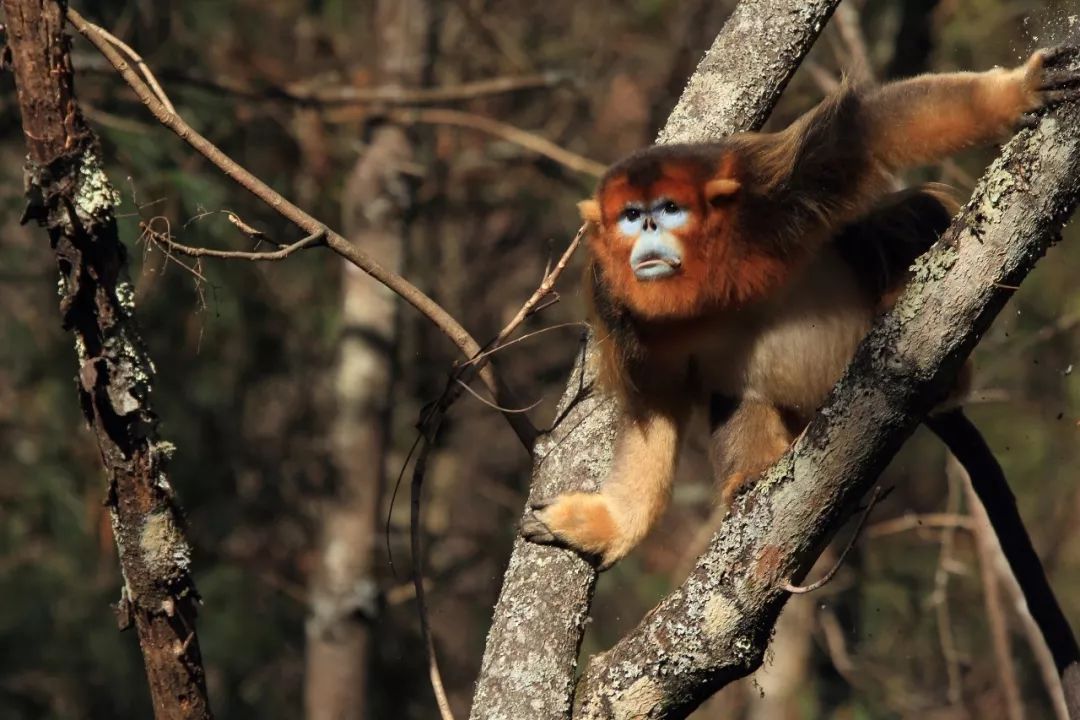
<box><xmin>521</xmin><ymin>494</ymin><xmax>628</xmax><ymax>570</ymax></box>
<box><xmin>1016</xmin><ymin>45</ymin><xmax>1080</xmax><ymax>120</ymax></box>
<box><xmin>520</xmin><ymin>407</ymin><xmax>683</xmax><ymax>569</ymax></box>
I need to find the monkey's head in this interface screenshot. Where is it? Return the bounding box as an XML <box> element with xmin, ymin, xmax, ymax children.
<box><xmin>581</xmin><ymin>144</ymin><xmax>789</xmax><ymax>321</ymax></box>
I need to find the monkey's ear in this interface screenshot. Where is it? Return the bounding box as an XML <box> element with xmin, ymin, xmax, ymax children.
<box><xmin>706</xmin><ymin>154</ymin><xmax>742</xmax><ymax>203</ymax></box>
<box><xmin>705</xmin><ymin>178</ymin><xmax>742</xmax><ymax>202</ymax></box>
<box><xmin>578</xmin><ymin>199</ymin><xmax>602</xmax><ymax>224</ymax></box>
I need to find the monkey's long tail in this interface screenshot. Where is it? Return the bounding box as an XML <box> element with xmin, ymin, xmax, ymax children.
<box><xmin>925</xmin><ymin>409</ymin><xmax>1080</xmax><ymax>714</ymax></box>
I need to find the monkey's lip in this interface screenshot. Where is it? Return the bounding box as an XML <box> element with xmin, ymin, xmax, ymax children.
<box><xmin>633</xmin><ymin>256</ymin><xmax>681</xmax><ymax>280</ymax></box>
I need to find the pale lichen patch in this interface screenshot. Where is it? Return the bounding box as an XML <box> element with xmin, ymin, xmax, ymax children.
<box><xmin>702</xmin><ymin>593</ymin><xmax>737</xmax><ymax>640</ymax></box>
<box><xmin>140</xmin><ymin>511</ymin><xmax>192</xmax><ymax>577</ymax></box>
<box><xmin>73</xmin><ymin>151</ymin><xmax>121</xmax><ymax>225</ymax></box>
<box><xmin>609</xmin><ymin>676</ymin><xmax>664</xmax><ymax>720</ymax></box>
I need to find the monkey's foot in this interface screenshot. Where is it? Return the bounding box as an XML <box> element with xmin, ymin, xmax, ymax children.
<box><xmin>720</xmin><ymin>471</ymin><xmax>754</xmax><ymax>507</ymax></box>
<box><xmin>520</xmin><ymin>493</ymin><xmax>626</xmax><ymax>569</ymax></box>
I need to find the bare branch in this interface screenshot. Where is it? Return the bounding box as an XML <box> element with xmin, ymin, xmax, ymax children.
<box><xmin>76</xmin><ymin>63</ymin><xmax>569</xmax><ymax>107</ymax></box>
<box><xmin>324</xmin><ymin>108</ymin><xmax>606</xmax><ymax>177</ymax></box>
<box><xmin>142</xmin><ymin>222</ymin><xmax>326</xmax><ymax>261</ymax></box>
<box><xmin>302</xmin><ymin>71</ymin><xmax>571</xmax><ymax>105</ymax></box>
<box><xmin>783</xmin><ymin>486</ymin><xmax>884</xmax><ymax>595</ymax></box>
<box><xmin>66</xmin><ymin>7</ymin><xmax>538</xmax><ymax>450</ymax></box>
<box><xmin>958</xmin><ymin>457</ymin><xmax>1025</xmax><ymax>720</ymax></box>
<box><xmin>865</xmin><ymin>512</ymin><xmax>974</xmax><ymax>539</ymax></box>
<box><xmin>85</xmin><ymin>20</ymin><xmax>176</xmax><ymax>113</ymax></box>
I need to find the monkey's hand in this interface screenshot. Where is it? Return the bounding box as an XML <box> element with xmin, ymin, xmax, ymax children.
<box><xmin>521</xmin><ymin>493</ymin><xmax>628</xmax><ymax>570</ymax></box>
<box><xmin>1016</xmin><ymin>45</ymin><xmax>1080</xmax><ymax>124</ymax></box>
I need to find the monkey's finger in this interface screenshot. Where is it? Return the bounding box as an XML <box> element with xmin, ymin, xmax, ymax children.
<box><xmin>1039</xmin><ymin>69</ymin><xmax>1080</xmax><ymax>91</ymax></box>
<box><xmin>1041</xmin><ymin>88</ymin><xmax>1080</xmax><ymax>106</ymax></box>
<box><xmin>1039</xmin><ymin>45</ymin><xmax>1080</xmax><ymax>69</ymax></box>
<box><xmin>520</xmin><ymin>512</ymin><xmax>558</xmax><ymax>544</ymax></box>
<box><xmin>1017</xmin><ymin>112</ymin><xmax>1041</xmax><ymax>130</ymax></box>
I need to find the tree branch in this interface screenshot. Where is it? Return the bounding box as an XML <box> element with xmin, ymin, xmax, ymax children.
<box><xmin>571</xmin><ymin>84</ymin><xmax>1080</xmax><ymax>720</ymax></box>
<box><xmin>2</xmin><ymin>1</ymin><xmax>213</xmax><ymax>717</ymax></box>
<box><xmin>65</xmin><ymin>7</ymin><xmax>538</xmax><ymax>451</ymax></box>
<box><xmin>321</xmin><ymin>104</ymin><xmax>606</xmax><ymax>176</ymax></box>
<box><xmin>468</xmin><ymin>2</ymin><xmax>842</xmax><ymax>719</ymax></box>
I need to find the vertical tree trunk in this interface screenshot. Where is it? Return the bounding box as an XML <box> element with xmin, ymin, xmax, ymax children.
<box><xmin>2</xmin><ymin>1</ymin><xmax>213</xmax><ymax>718</ymax></box>
<box><xmin>303</xmin><ymin>2</ymin><xmax>430</xmax><ymax>718</ymax></box>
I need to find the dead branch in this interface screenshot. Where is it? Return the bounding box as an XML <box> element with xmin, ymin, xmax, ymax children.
<box><xmin>323</xmin><ymin>107</ymin><xmax>606</xmax><ymax>177</ymax></box>
<box><xmin>66</xmin><ymin>7</ymin><xmax>538</xmax><ymax>450</ymax></box>
<box><xmin>783</xmin><ymin>487</ymin><xmax>884</xmax><ymax>595</ymax></box>
<box><xmin>75</xmin><ymin>61</ymin><xmax>569</xmax><ymax>107</ymax></box>
<box><xmin>956</xmin><ymin>457</ymin><xmax>1025</xmax><ymax>720</ymax></box>
<box><xmin>141</xmin><ymin>221</ymin><xmax>327</xmax><ymax>261</ymax></box>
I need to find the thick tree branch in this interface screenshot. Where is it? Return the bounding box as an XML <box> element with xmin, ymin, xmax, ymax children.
<box><xmin>468</xmin><ymin>2</ymin><xmax>841</xmax><ymax>719</ymax></box>
<box><xmin>572</xmin><ymin>90</ymin><xmax>1080</xmax><ymax>720</ymax></box>
<box><xmin>2</xmin><ymin>1</ymin><xmax>213</xmax><ymax>717</ymax></box>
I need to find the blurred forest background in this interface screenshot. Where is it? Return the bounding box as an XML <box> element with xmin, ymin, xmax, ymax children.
<box><xmin>2</xmin><ymin>0</ymin><xmax>1079</xmax><ymax>718</ymax></box>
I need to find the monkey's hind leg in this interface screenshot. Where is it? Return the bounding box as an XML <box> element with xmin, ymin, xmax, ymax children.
<box><xmin>521</xmin><ymin>407</ymin><xmax>684</xmax><ymax>569</ymax></box>
<box><xmin>710</xmin><ymin>396</ymin><xmax>798</xmax><ymax>506</ymax></box>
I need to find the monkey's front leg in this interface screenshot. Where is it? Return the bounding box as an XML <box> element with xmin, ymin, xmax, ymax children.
<box><xmin>866</xmin><ymin>45</ymin><xmax>1080</xmax><ymax>170</ymax></box>
<box><xmin>521</xmin><ymin>402</ymin><xmax>686</xmax><ymax>569</ymax></box>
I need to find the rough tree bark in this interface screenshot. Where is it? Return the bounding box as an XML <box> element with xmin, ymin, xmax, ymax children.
<box><xmin>2</xmin><ymin>1</ymin><xmax>213</xmax><ymax>718</ymax></box>
<box><xmin>303</xmin><ymin>2</ymin><xmax>429</xmax><ymax>718</ymax></box>
<box><xmin>468</xmin><ymin>2</ymin><xmax>842</xmax><ymax>719</ymax></box>
<box><xmin>571</xmin><ymin>83</ymin><xmax>1080</xmax><ymax>720</ymax></box>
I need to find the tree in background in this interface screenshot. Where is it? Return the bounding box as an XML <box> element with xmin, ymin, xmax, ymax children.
<box><xmin>2</xmin><ymin>1</ymin><xmax>1080</xmax><ymax>719</ymax></box>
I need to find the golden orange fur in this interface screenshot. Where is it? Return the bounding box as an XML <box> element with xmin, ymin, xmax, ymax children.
<box><xmin>520</xmin><ymin>49</ymin><xmax>1077</xmax><ymax>569</ymax></box>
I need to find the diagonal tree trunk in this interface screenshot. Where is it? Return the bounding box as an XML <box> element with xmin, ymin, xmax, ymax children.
<box><xmin>1</xmin><ymin>1</ymin><xmax>212</xmax><ymax>718</ymax></box>
<box><xmin>571</xmin><ymin>82</ymin><xmax>1080</xmax><ymax>720</ymax></box>
<box><xmin>303</xmin><ymin>2</ymin><xmax>430</xmax><ymax>718</ymax></box>
<box><xmin>468</xmin><ymin>2</ymin><xmax>842</xmax><ymax>719</ymax></box>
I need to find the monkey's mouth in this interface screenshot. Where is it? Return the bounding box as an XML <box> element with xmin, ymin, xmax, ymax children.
<box><xmin>633</xmin><ymin>255</ymin><xmax>681</xmax><ymax>280</ymax></box>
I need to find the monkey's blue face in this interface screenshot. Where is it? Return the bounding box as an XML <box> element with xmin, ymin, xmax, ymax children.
<box><xmin>618</xmin><ymin>198</ymin><xmax>689</xmax><ymax>281</ymax></box>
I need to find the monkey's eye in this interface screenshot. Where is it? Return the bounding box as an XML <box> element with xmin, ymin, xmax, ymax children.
<box><xmin>622</xmin><ymin>207</ymin><xmax>642</xmax><ymax>222</ymax></box>
<box><xmin>654</xmin><ymin>200</ymin><xmax>688</xmax><ymax>231</ymax></box>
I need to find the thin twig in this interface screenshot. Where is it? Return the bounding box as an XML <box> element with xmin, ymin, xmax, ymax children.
<box><xmin>142</xmin><ymin>222</ymin><xmax>326</xmax><ymax>261</ymax></box>
<box><xmin>85</xmin><ymin>23</ymin><xmax>176</xmax><ymax>113</ymax></box>
<box><xmin>394</xmin><ymin>110</ymin><xmax>605</xmax><ymax>177</ymax></box>
<box><xmin>999</xmin><ymin>546</ymin><xmax>1072</xmax><ymax>719</ymax></box>
<box><xmin>78</xmin><ymin>63</ymin><xmax>568</xmax><ymax>107</ymax></box>
<box><xmin>66</xmin><ymin>7</ymin><xmax>538</xmax><ymax>451</ymax></box>
<box><xmin>927</xmin><ymin>410</ymin><xmax>1080</xmax><ymax>717</ymax></box>
<box><xmin>866</xmin><ymin>512</ymin><xmax>975</xmax><ymax>539</ymax></box>
<box><xmin>420</xmin><ymin>224</ymin><xmax>582</xmax><ymax>435</ymax></box>
<box><xmin>453</xmin><ymin>378</ymin><xmax>543</xmax><ymax>414</ymax></box>
<box><xmin>298</xmin><ymin>71</ymin><xmax>569</xmax><ymax>106</ymax></box>
<box><xmin>784</xmin><ymin>486</ymin><xmax>884</xmax><ymax>594</ymax></box>
<box><xmin>327</xmin><ymin>108</ymin><xmax>605</xmax><ymax>177</ymax></box>
<box><xmin>465</xmin><ymin>322</ymin><xmax>588</xmax><ymax>365</ymax></box>
<box><xmin>491</xmin><ymin>224</ymin><xmax>587</xmax><ymax>347</ymax></box>
<box><xmin>931</xmin><ymin>460</ymin><xmax>965</xmax><ymax>707</ymax></box>
<box><xmin>955</xmin><ymin>456</ymin><xmax>1025</xmax><ymax>720</ymax></box>
<box><xmin>410</xmin><ymin>428</ymin><xmax>456</xmax><ymax>720</ymax></box>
